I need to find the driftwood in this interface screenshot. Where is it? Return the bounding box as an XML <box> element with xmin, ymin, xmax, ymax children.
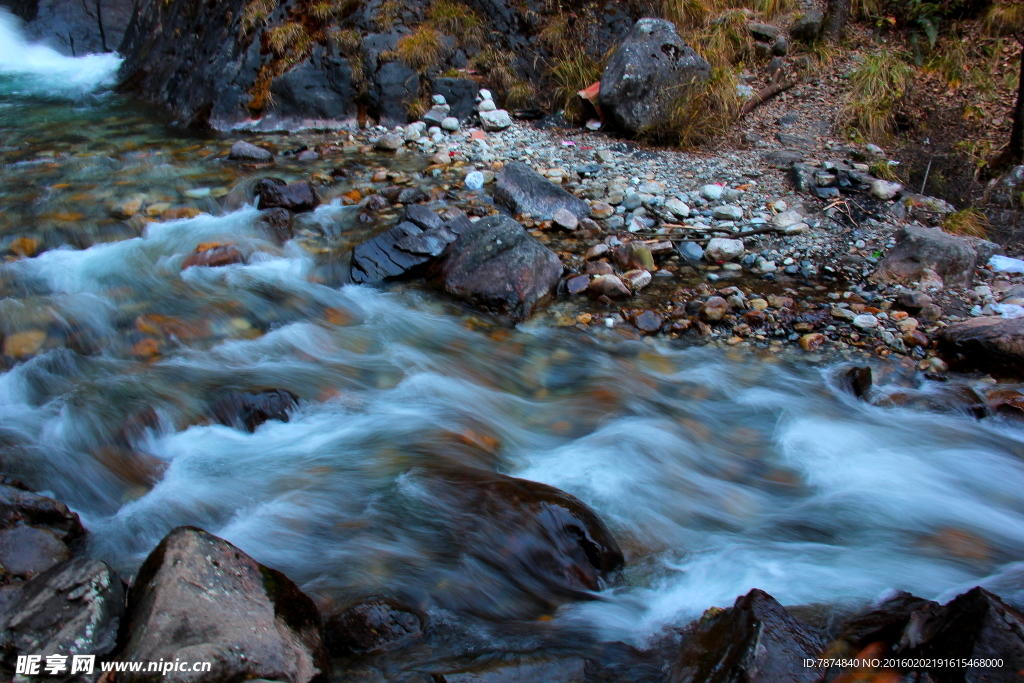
<box><xmin>740</xmin><ymin>78</ymin><xmax>799</xmax><ymax>117</ymax></box>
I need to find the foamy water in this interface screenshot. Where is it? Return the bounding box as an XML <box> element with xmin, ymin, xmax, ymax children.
<box><xmin>0</xmin><ymin>9</ymin><xmax>121</xmax><ymax>97</ymax></box>
<box><xmin>1</xmin><ymin>204</ymin><xmax>1023</xmax><ymax>645</ymax></box>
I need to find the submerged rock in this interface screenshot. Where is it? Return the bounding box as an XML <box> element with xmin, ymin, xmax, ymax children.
<box><xmin>324</xmin><ymin>597</ymin><xmax>425</xmax><ymax>656</ymax></box>
<box><xmin>493</xmin><ymin>162</ymin><xmax>590</xmax><ymax>222</ymax></box>
<box><xmin>671</xmin><ymin>589</ymin><xmax>825</xmax><ymax>683</ymax></box>
<box><xmin>428</xmin><ymin>214</ymin><xmax>564</xmax><ymax>323</ymax></box>
<box><xmin>209</xmin><ymin>389</ymin><xmax>300</xmax><ymax>432</ymax></box>
<box><xmin>229</xmin><ymin>140</ymin><xmax>274</xmax><ymax>163</ymax></box>
<box><xmin>599</xmin><ymin>19</ymin><xmax>711</xmax><ymax>137</ymax></box>
<box><xmin>0</xmin><ymin>557</ymin><xmax>124</xmax><ymax>667</ymax></box>
<box><xmin>117</xmin><ymin>526</ymin><xmax>328</xmax><ymax>683</ymax></box>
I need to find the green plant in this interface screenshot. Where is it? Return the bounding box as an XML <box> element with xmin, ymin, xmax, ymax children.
<box><xmin>942</xmin><ymin>207</ymin><xmax>989</xmax><ymax>237</ymax></box>
<box><xmin>844</xmin><ymin>50</ymin><xmax>915</xmax><ymax>141</ymax></box>
<box><xmin>396</xmin><ymin>26</ymin><xmax>444</xmax><ymax>71</ymax></box>
<box><xmin>870</xmin><ymin>159</ymin><xmax>903</xmax><ymax>181</ymax></box>
<box><xmin>925</xmin><ymin>32</ymin><xmax>969</xmax><ymax>89</ymax></box>
<box><xmin>427</xmin><ymin>0</ymin><xmax>486</xmax><ymax>48</ymax></box>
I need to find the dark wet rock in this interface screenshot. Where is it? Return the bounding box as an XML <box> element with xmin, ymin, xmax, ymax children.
<box><xmin>613</xmin><ymin>242</ymin><xmax>655</xmax><ymax>272</ymax></box>
<box><xmin>870</xmin><ymin>225</ymin><xmax>985</xmax><ymax>289</ymax></box>
<box><xmin>599</xmin><ymin>18</ymin><xmax>711</xmax><ymax>137</ymax></box>
<box><xmin>566</xmin><ymin>274</ymin><xmax>591</xmax><ymax>295</ymax></box>
<box><xmin>420</xmin><ymin>468</ymin><xmax>623</xmax><ymax>617</ymax></box>
<box><xmin>351</xmin><ymin>222</ymin><xmax>434</xmax><ymax>284</ymax></box>
<box><xmin>671</xmin><ymin>589</ymin><xmax>825</xmax><ymax>683</ymax></box>
<box><xmin>588</xmin><ymin>274</ymin><xmax>631</xmax><ymax>300</ymax></box>
<box><xmin>0</xmin><ymin>557</ymin><xmax>124</xmax><ymax>667</ymax></box>
<box><xmin>441</xmin><ymin>657</ymin><xmax>586</xmax><ymax>683</ymax></box>
<box><xmin>494</xmin><ymin>162</ymin><xmax>590</xmax><ymax>221</ymax></box>
<box><xmin>118</xmin><ymin>526</ymin><xmax>328</xmax><ymax>683</ymax></box>
<box><xmin>899</xmin><ymin>587</ymin><xmax>1024</xmax><ymax>681</ymax></box>
<box><xmin>587</xmin><ymin>261</ymin><xmax>615</xmax><ymax>276</ymax></box>
<box><xmin>431</xmin><ymin>77</ymin><xmax>480</xmax><ymax>120</ymax></box>
<box><xmin>939</xmin><ymin>316</ymin><xmax>1024</xmax><ymax>377</ymax></box>
<box><xmin>182</xmin><ymin>244</ymin><xmax>246</xmax><ymax>269</ymax></box>
<box><xmin>0</xmin><ymin>485</ymin><xmax>85</xmax><ymax>544</ymax></box>
<box><xmin>404</xmin><ymin>205</ymin><xmax>445</xmax><ymax>232</ymax></box>
<box><xmin>395</xmin><ymin>228</ymin><xmax>458</xmax><ymax>258</ymax></box>
<box><xmin>2</xmin><ymin>0</ymin><xmax>136</xmax><ymax>55</ymax></box>
<box><xmin>398</xmin><ymin>187</ymin><xmax>429</xmax><ymax>205</ymax></box>
<box><xmin>777</xmin><ymin>133</ymin><xmax>814</xmax><ymax>149</ymax></box>
<box><xmin>256</xmin><ymin>180</ymin><xmax>320</xmax><ymax>213</ymax></box>
<box><xmin>428</xmin><ymin>214</ymin><xmax>563</xmax><ymax>323</ymax></box>
<box><xmin>324</xmin><ymin>597</ymin><xmax>425</xmax><ymax>656</ymax></box>
<box><xmin>790</xmin><ymin>163</ymin><xmax>817</xmax><ymax>192</ymax></box>
<box><xmin>257</xmin><ymin>207</ymin><xmax>295</xmax><ymax>245</ymax></box>
<box><xmin>371</xmin><ymin>61</ymin><xmax>419</xmax><ymax>126</ymax></box>
<box><xmin>0</xmin><ymin>526</ymin><xmax>70</xmax><ymax>578</ymax></box>
<box><xmin>229</xmin><ymin>140</ymin><xmax>274</xmax><ymax>163</ymax></box>
<box><xmin>790</xmin><ymin>9</ymin><xmax>824</xmax><ymax>43</ymax></box>
<box><xmin>209</xmin><ymin>389</ymin><xmax>299</xmax><ymax>433</ymax></box>
<box><xmin>838</xmin><ymin>591</ymin><xmax>938</xmax><ymax>651</ymax></box>
<box><xmin>844</xmin><ymin>366</ymin><xmax>872</xmax><ymax>399</ymax></box>
<box><xmin>633</xmin><ymin>310</ymin><xmax>664</xmax><ymax>334</ymax></box>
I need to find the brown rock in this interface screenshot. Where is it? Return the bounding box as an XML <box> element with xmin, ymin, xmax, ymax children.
<box><xmin>919</xmin><ymin>303</ymin><xmax>944</xmax><ymax>321</ymax></box>
<box><xmin>589</xmin><ymin>274</ymin><xmax>631</xmax><ymax>299</ymax></box>
<box><xmin>0</xmin><ymin>486</ymin><xmax>84</xmax><ymax>544</ymax></box>
<box><xmin>622</xmin><ymin>269</ymin><xmax>652</xmax><ymax>291</ymax></box>
<box><xmin>869</xmin><ymin>225</ymin><xmax>984</xmax><ymax>289</ymax></box>
<box><xmin>938</xmin><ymin>316</ymin><xmax>1024</xmax><ymax>377</ymax></box>
<box><xmin>799</xmin><ymin>333</ymin><xmax>825</xmax><ymax>351</ymax></box>
<box><xmin>3</xmin><ymin>330</ymin><xmax>47</xmax><ymax>358</ymax></box>
<box><xmin>700</xmin><ymin>296</ymin><xmax>729</xmax><ymax>322</ymax></box>
<box><xmin>903</xmin><ymin>330</ymin><xmax>929</xmax><ymax>348</ymax></box>
<box><xmin>256</xmin><ymin>179</ymin><xmax>320</xmax><ymax>213</ymax></box>
<box><xmin>742</xmin><ymin>310</ymin><xmax>767</xmax><ymax>328</ymax></box>
<box><xmin>590</xmin><ymin>202</ymin><xmax>614</xmax><ymax>219</ymax></box>
<box><xmin>586</xmin><ymin>261</ymin><xmax>614</xmax><ymax>276</ymax></box>
<box><xmin>585</xmin><ymin>243</ymin><xmax>610</xmax><ymax>260</ymax></box>
<box><xmin>182</xmin><ymin>244</ymin><xmax>245</xmax><ymax>269</ymax></box>
<box><xmin>117</xmin><ymin>527</ymin><xmax>328</xmax><ymax>683</ymax></box>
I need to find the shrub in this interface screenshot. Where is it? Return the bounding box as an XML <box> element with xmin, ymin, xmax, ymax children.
<box><xmin>844</xmin><ymin>50</ymin><xmax>915</xmax><ymax>141</ymax></box>
<box><xmin>942</xmin><ymin>207</ymin><xmax>989</xmax><ymax>237</ymax></box>
<box><xmin>241</xmin><ymin>0</ymin><xmax>277</xmax><ymax>34</ymax></box>
<box><xmin>640</xmin><ymin>67</ymin><xmax>740</xmax><ymax>148</ymax></box>
<box><xmin>396</xmin><ymin>26</ymin><xmax>444</xmax><ymax>71</ymax></box>
<box><xmin>427</xmin><ymin>1</ymin><xmax>486</xmax><ymax>48</ymax></box>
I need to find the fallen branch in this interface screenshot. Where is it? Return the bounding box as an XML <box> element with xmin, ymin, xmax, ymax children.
<box><xmin>740</xmin><ymin>78</ymin><xmax>799</xmax><ymax>117</ymax></box>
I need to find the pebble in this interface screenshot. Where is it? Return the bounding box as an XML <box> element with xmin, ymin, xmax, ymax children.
<box><xmin>700</xmin><ymin>184</ymin><xmax>724</xmax><ymax>201</ymax></box>
<box><xmin>441</xmin><ymin>117</ymin><xmax>460</xmax><ymax>132</ymax></box>
<box><xmin>464</xmin><ymin>171</ymin><xmax>485</xmax><ymax>190</ymax></box>
<box><xmin>705</xmin><ymin>238</ymin><xmax>745</xmax><ymax>262</ymax></box>
<box><xmin>853</xmin><ymin>314</ymin><xmax>879</xmax><ymax>330</ymax></box>
<box><xmin>713</xmin><ymin>205</ymin><xmax>743</xmax><ymax>221</ymax></box>
<box><xmin>590</xmin><ymin>202</ymin><xmax>614</xmax><ymax>219</ymax></box>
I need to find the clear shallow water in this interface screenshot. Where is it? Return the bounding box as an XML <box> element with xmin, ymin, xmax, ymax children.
<box><xmin>2</xmin><ymin>15</ymin><xmax>1024</xmax><ymax>652</ymax></box>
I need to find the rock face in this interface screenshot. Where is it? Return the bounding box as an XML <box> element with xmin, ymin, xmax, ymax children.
<box><xmin>870</xmin><ymin>225</ymin><xmax>991</xmax><ymax>288</ymax></box>
<box><xmin>0</xmin><ymin>557</ymin><xmax>124</xmax><ymax>666</ymax></box>
<box><xmin>428</xmin><ymin>214</ymin><xmax>564</xmax><ymax>323</ymax></box>
<box><xmin>1</xmin><ymin>0</ymin><xmax>136</xmax><ymax>55</ymax></box>
<box><xmin>493</xmin><ymin>162</ymin><xmax>590</xmax><ymax>221</ymax></box>
<box><xmin>671</xmin><ymin>589</ymin><xmax>825</xmax><ymax>683</ymax></box>
<box><xmin>115</xmin><ymin>0</ymin><xmax>643</xmax><ymax>130</ymax></box>
<box><xmin>939</xmin><ymin>316</ymin><xmax>1024</xmax><ymax>377</ymax></box>
<box><xmin>599</xmin><ymin>18</ymin><xmax>711</xmax><ymax>137</ymax></box>
<box><xmin>118</xmin><ymin>526</ymin><xmax>328</xmax><ymax>683</ymax></box>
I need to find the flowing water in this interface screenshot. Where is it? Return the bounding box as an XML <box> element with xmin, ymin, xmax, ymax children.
<box><xmin>3</xmin><ymin>9</ymin><xmax>1024</xmax><ymax>661</ymax></box>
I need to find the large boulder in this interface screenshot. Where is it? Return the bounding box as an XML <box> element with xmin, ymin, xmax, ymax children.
<box><xmin>671</xmin><ymin>589</ymin><xmax>825</xmax><ymax>683</ymax></box>
<box><xmin>0</xmin><ymin>484</ymin><xmax>84</xmax><ymax>580</ymax></box>
<box><xmin>1</xmin><ymin>0</ymin><xmax>136</xmax><ymax>55</ymax></box>
<box><xmin>869</xmin><ymin>225</ymin><xmax>992</xmax><ymax>289</ymax></box>
<box><xmin>414</xmin><ymin>468</ymin><xmax>623</xmax><ymax>618</ymax></box>
<box><xmin>939</xmin><ymin>316</ymin><xmax>1024</xmax><ymax>377</ymax></box>
<box><xmin>493</xmin><ymin>162</ymin><xmax>590</xmax><ymax>221</ymax></box>
<box><xmin>897</xmin><ymin>587</ymin><xmax>1024</xmax><ymax>680</ymax></box>
<box><xmin>428</xmin><ymin>214</ymin><xmax>564</xmax><ymax>323</ymax></box>
<box><xmin>117</xmin><ymin>526</ymin><xmax>328</xmax><ymax>683</ymax></box>
<box><xmin>599</xmin><ymin>18</ymin><xmax>711</xmax><ymax>137</ymax></box>
<box><xmin>0</xmin><ymin>557</ymin><xmax>124</xmax><ymax>667</ymax></box>
<box><xmin>350</xmin><ymin>219</ymin><xmax>460</xmax><ymax>285</ymax></box>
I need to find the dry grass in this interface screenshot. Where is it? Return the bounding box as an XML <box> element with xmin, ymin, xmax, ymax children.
<box><xmin>983</xmin><ymin>1</ymin><xmax>1024</xmax><ymax>36</ymax></box>
<box><xmin>870</xmin><ymin>160</ymin><xmax>903</xmax><ymax>182</ymax></box>
<box><xmin>396</xmin><ymin>26</ymin><xmax>444</xmax><ymax>71</ymax></box>
<box><xmin>548</xmin><ymin>47</ymin><xmax>604</xmax><ymax>117</ymax></box>
<box><xmin>267</xmin><ymin>21</ymin><xmax>308</xmax><ymax>55</ymax></box>
<box><xmin>844</xmin><ymin>50</ymin><xmax>915</xmax><ymax>141</ymax></box>
<box><xmin>942</xmin><ymin>207</ymin><xmax>989</xmax><ymax>238</ymax></box>
<box><xmin>662</xmin><ymin>0</ymin><xmax>793</xmax><ymax>31</ymax></box>
<box><xmin>640</xmin><ymin>67</ymin><xmax>740</xmax><ymax>148</ymax></box>
<box><xmin>701</xmin><ymin>9</ymin><xmax>754</xmax><ymax>67</ymax></box>
<box><xmin>241</xmin><ymin>0</ymin><xmax>277</xmax><ymax>34</ymax></box>
<box><xmin>375</xmin><ymin>0</ymin><xmax>402</xmax><ymax>30</ymax></box>
<box><xmin>469</xmin><ymin>47</ymin><xmax>534</xmax><ymax>108</ymax></box>
<box><xmin>925</xmin><ymin>33</ymin><xmax>969</xmax><ymax>89</ymax></box>
<box><xmin>427</xmin><ymin>0</ymin><xmax>486</xmax><ymax>49</ymax></box>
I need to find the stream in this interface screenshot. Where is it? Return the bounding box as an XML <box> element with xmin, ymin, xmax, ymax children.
<box><xmin>2</xmin><ymin>9</ymin><xmax>1024</xmax><ymax>661</ymax></box>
